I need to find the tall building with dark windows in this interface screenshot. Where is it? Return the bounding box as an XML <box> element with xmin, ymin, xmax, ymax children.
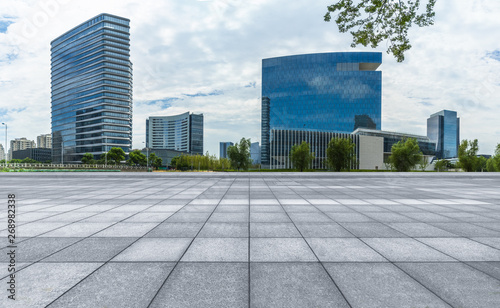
<box><xmin>51</xmin><ymin>13</ymin><xmax>133</xmax><ymax>163</ymax></box>
<box><xmin>427</xmin><ymin>110</ymin><xmax>460</xmax><ymax>159</ymax></box>
<box><xmin>261</xmin><ymin>52</ymin><xmax>382</xmax><ymax>167</ymax></box>
<box><xmin>146</xmin><ymin>112</ymin><xmax>203</xmax><ymax>155</ymax></box>
<box><xmin>220</xmin><ymin>142</ymin><xmax>234</xmax><ymax>159</ymax></box>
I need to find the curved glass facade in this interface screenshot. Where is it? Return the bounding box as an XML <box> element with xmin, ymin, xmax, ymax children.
<box><xmin>51</xmin><ymin>13</ymin><xmax>133</xmax><ymax>163</ymax></box>
<box><xmin>261</xmin><ymin>52</ymin><xmax>382</xmax><ymax>166</ymax></box>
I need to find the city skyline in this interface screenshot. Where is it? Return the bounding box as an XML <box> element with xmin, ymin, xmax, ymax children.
<box><xmin>1</xmin><ymin>1</ymin><xmax>500</xmax><ymax>156</ymax></box>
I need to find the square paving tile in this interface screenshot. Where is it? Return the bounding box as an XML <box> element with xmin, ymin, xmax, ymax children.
<box><xmin>362</xmin><ymin>238</ymin><xmax>455</xmax><ymax>262</ymax></box>
<box><xmin>113</xmin><ymin>238</ymin><xmax>191</xmax><ymax>261</ymax></box>
<box><xmin>324</xmin><ymin>263</ymin><xmax>450</xmax><ymax>308</ymax></box>
<box><xmin>49</xmin><ymin>263</ymin><xmax>175</xmax><ymax>308</ymax></box>
<box><xmin>417</xmin><ymin>238</ymin><xmax>500</xmax><ymax>261</ymax></box>
<box><xmin>181</xmin><ymin>238</ymin><xmax>248</xmax><ymax>262</ymax></box>
<box><xmin>198</xmin><ymin>222</ymin><xmax>248</xmax><ymax>238</ymax></box>
<box><xmin>251</xmin><ymin>263</ymin><xmax>349</xmax><ymax>308</ymax></box>
<box><xmin>306</xmin><ymin>238</ymin><xmax>386</xmax><ymax>262</ymax></box>
<box><xmin>250</xmin><ymin>223</ymin><xmax>301</xmax><ymax>238</ymax></box>
<box><xmin>250</xmin><ymin>238</ymin><xmax>317</xmax><ymax>262</ymax></box>
<box><xmin>150</xmin><ymin>263</ymin><xmax>248</xmax><ymax>308</ymax></box>
<box><xmin>145</xmin><ymin>222</ymin><xmax>204</xmax><ymax>238</ymax></box>
<box><xmin>398</xmin><ymin>262</ymin><xmax>500</xmax><ymax>308</ymax></box>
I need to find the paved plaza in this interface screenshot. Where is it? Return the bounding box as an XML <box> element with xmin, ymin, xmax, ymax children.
<box><xmin>1</xmin><ymin>172</ymin><xmax>500</xmax><ymax>307</ymax></box>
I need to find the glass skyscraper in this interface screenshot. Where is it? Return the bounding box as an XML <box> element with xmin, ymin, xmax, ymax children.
<box><xmin>146</xmin><ymin>112</ymin><xmax>204</xmax><ymax>155</ymax></box>
<box><xmin>427</xmin><ymin>110</ymin><xmax>460</xmax><ymax>159</ymax></box>
<box><xmin>51</xmin><ymin>13</ymin><xmax>133</xmax><ymax>163</ymax></box>
<box><xmin>261</xmin><ymin>52</ymin><xmax>382</xmax><ymax>166</ymax></box>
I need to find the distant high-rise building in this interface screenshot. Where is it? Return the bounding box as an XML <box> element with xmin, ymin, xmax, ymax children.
<box><xmin>8</xmin><ymin>137</ymin><xmax>35</xmax><ymax>160</ymax></box>
<box><xmin>0</xmin><ymin>144</ymin><xmax>5</xmax><ymax>161</ymax></box>
<box><xmin>250</xmin><ymin>142</ymin><xmax>260</xmax><ymax>164</ymax></box>
<box><xmin>51</xmin><ymin>13</ymin><xmax>133</xmax><ymax>163</ymax></box>
<box><xmin>37</xmin><ymin>134</ymin><xmax>52</xmax><ymax>149</ymax></box>
<box><xmin>427</xmin><ymin>110</ymin><xmax>460</xmax><ymax>159</ymax></box>
<box><xmin>146</xmin><ymin>112</ymin><xmax>204</xmax><ymax>155</ymax></box>
<box><xmin>261</xmin><ymin>52</ymin><xmax>382</xmax><ymax>167</ymax></box>
<box><xmin>220</xmin><ymin>142</ymin><xmax>234</xmax><ymax>159</ymax></box>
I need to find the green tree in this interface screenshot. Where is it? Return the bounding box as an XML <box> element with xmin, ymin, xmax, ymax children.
<box><xmin>107</xmin><ymin>147</ymin><xmax>126</xmax><ymax>165</ymax></box>
<box><xmin>9</xmin><ymin>159</ymin><xmax>22</xmax><ymax>164</ymax></box>
<box><xmin>458</xmin><ymin>139</ymin><xmax>479</xmax><ymax>172</ymax></box>
<box><xmin>476</xmin><ymin>156</ymin><xmax>487</xmax><ymax>172</ymax></box>
<box><xmin>389</xmin><ymin>138</ymin><xmax>422</xmax><ymax>172</ymax></box>
<box><xmin>149</xmin><ymin>153</ymin><xmax>163</xmax><ymax>169</ymax></box>
<box><xmin>434</xmin><ymin>159</ymin><xmax>449</xmax><ymax>172</ymax></box>
<box><xmin>227</xmin><ymin>138</ymin><xmax>252</xmax><ymax>171</ymax></box>
<box><xmin>324</xmin><ymin>0</ymin><xmax>436</xmax><ymax>62</ymax></box>
<box><xmin>419</xmin><ymin>155</ymin><xmax>430</xmax><ymax>171</ymax></box>
<box><xmin>290</xmin><ymin>141</ymin><xmax>315</xmax><ymax>172</ymax></box>
<box><xmin>81</xmin><ymin>153</ymin><xmax>95</xmax><ymax>164</ymax></box>
<box><xmin>326</xmin><ymin>137</ymin><xmax>355</xmax><ymax>171</ymax></box>
<box><xmin>127</xmin><ymin>150</ymin><xmax>147</xmax><ymax>166</ymax></box>
<box><xmin>488</xmin><ymin>143</ymin><xmax>500</xmax><ymax>172</ymax></box>
<box><xmin>21</xmin><ymin>157</ymin><xmax>39</xmax><ymax>163</ymax></box>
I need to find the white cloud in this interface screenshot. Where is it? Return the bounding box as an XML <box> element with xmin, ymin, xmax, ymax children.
<box><xmin>0</xmin><ymin>0</ymin><xmax>499</xmax><ymax>156</ymax></box>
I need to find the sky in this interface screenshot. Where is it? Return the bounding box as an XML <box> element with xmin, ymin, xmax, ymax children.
<box><xmin>0</xmin><ymin>0</ymin><xmax>499</xmax><ymax>156</ymax></box>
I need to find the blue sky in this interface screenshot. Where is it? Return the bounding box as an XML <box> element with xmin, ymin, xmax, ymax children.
<box><xmin>0</xmin><ymin>0</ymin><xmax>499</xmax><ymax>156</ymax></box>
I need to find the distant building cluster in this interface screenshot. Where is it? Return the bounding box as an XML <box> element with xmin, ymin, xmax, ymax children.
<box><xmin>1</xmin><ymin>13</ymin><xmax>462</xmax><ymax>168</ymax></box>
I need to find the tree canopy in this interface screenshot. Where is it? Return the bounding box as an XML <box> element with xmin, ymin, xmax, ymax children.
<box><xmin>324</xmin><ymin>0</ymin><xmax>436</xmax><ymax>62</ymax></box>
<box><xmin>389</xmin><ymin>138</ymin><xmax>422</xmax><ymax>171</ymax></box>
<box><xmin>107</xmin><ymin>147</ymin><xmax>126</xmax><ymax>165</ymax></box>
<box><xmin>458</xmin><ymin>139</ymin><xmax>479</xmax><ymax>172</ymax></box>
<box><xmin>326</xmin><ymin>137</ymin><xmax>356</xmax><ymax>171</ymax></box>
<box><xmin>290</xmin><ymin>141</ymin><xmax>315</xmax><ymax>172</ymax></box>
<box><xmin>149</xmin><ymin>153</ymin><xmax>163</xmax><ymax>169</ymax></box>
<box><xmin>127</xmin><ymin>150</ymin><xmax>147</xmax><ymax>166</ymax></box>
<box><xmin>227</xmin><ymin>138</ymin><xmax>252</xmax><ymax>171</ymax></box>
<box><xmin>81</xmin><ymin>153</ymin><xmax>95</xmax><ymax>164</ymax></box>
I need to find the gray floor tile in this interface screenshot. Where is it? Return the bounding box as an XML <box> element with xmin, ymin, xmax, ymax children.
<box><xmin>44</xmin><ymin>238</ymin><xmax>136</xmax><ymax>262</ymax></box>
<box><xmin>0</xmin><ymin>237</ymin><xmax>80</xmax><ymax>262</ymax></box>
<box><xmin>398</xmin><ymin>262</ymin><xmax>500</xmax><ymax>308</ymax></box>
<box><xmin>181</xmin><ymin>238</ymin><xmax>248</xmax><ymax>262</ymax></box>
<box><xmin>250</xmin><ymin>223</ymin><xmax>301</xmax><ymax>237</ymax></box>
<box><xmin>324</xmin><ymin>263</ymin><xmax>451</xmax><ymax>308</ymax></box>
<box><xmin>307</xmin><ymin>238</ymin><xmax>386</xmax><ymax>262</ymax></box>
<box><xmin>113</xmin><ymin>238</ymin><xmax>191</xmax><ymax>261</ymax></box>
<box><xmin>250</xmin><ymin>238</ymin><xmax>317</xmax><ymax>262</ymax></box>
<box><xmin>0</xmin><ymin>263</ymin><xmax>102</xmax><ymax>307</ymax></box>
<box><xmin>145</xmin><ymin>222</ymin><xmax>204</xmax><ymax>238</ymax></box>
<box><xmin>386</xmin><ymin>222</ymin><xmax>457</xmax><ymax>237</ymax></box>
<box><xmin>199</xmin><ymin>223</ymin><xmax>248</xmax><ymax>238</ymax></box>
<box><xmin>417</xmin><ymin>238</ymin><xmax>500</xmax><ymax>261</ymax></box>
<box><xmin>150</xmin><ymin>263</ymin><xmax>248</xmax><ymax>308</ymax></box>
<box><xmin>251</xmin><ymin>263</ymin><xmax>349</xmax><ymax>308</ymax></box>
<box><xmin>50</xmin><ymin>263</ymin><xmax>175</xmax><ymax>308</ymax></box>
<box><xmin>340</xmin><ymin>222</ymin><xmax>407</xmax><ymax>237</ymax></box>
<box><xmin>295</xmin><ymin>223</ymin><xmax>354</xmax><ymax>237</ymax></box>
<box><xmin>465</xmin><ymin>262</ymin><xmax>500</xmax><ymax>281</ymax></box>
<box><xmin>250</xmin><ymin>212</ymin><xmax>291</xmax><ymax>223</ymax></box>
<box><xmin>363</xmin><ymin>238</ymin><xmax>455</xmax><ymax>262</ymax></box>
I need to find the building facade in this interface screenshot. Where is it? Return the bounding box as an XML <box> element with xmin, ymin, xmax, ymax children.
<box><xmin>261</xmin><ymin>52</ymin><xmax>382</xmax><ymax>167</ymax></box>
<box><xmin>0</xmin><ymin>144</ymin><xmax>5</xmax><ymax>161</ymax></box>
<box><xmin>8</xmin><ymin>138</ymin><xmax>36</xmax><ymax>160</ymax></box>
<box><xmin>12</xmin><ymin>148</ymin><xmax>52</xmax><ymax>162</ymax></box>
<box><xmin>219</xmin><ymin>142</ymin><xmax>234</xmax><ymax>159</ymax></box>
<box><xmin>37</xmin><ymin>134</ymin><xmax>52</xmax><ymax>149</ymax></box>
<box><xmin>51</xmin><ymin>13</ymin><xmax>133</xmax><ymax>163</ymax></box>
<box><xmin>250</xmin><ymin>142</ymin><xmax>261</xmax><ymax>164</ymax></box>
<box><xmin>427</xmin><ymin>110</ymin><xmax>460</xmax><ymax>159</ymax></box>
<box><xmin>352</xmin><ymin>128</ymin><xmax>436</xmax><ymax>163</ymax></box>
<box><xmin>146</xmin><ymin>112</ymin><xmax>203</xmax><ymax>155</ymax></box>
<box><xmin>269</xmin><ymin>129</ymin><xmax>384</xmax><ymax>170</ymax></box>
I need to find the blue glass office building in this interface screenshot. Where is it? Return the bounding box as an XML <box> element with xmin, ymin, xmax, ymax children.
<box><xmin>427</xmin><ymin>110</ymin><xmax>460</xmax><ymax>159</ymax></box>
<box><xmin>51</xmin><ymin>13</ymin><xmax>133</xmax><ymax>163</ymax></box>
<box><xmin>261</xmin><ymin>52</ymin><xmax>382</xmax><ymax>166</ymax></box>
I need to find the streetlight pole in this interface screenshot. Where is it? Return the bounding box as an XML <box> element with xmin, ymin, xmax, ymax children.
<box><xmin>1</xmin><ymin>123</ymin><xmax>6</xmax><ymax>168</ymax></box>
<box><xmin>143</xmin><ymin>141</ymin><xmax>149</xmax><ymax>170</ymax></box>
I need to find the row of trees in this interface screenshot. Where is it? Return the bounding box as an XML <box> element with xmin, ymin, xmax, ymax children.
<box><xmin>289</xmin><ymin>137</ymin><xmax>358</xmax><ymax>172</ymax></box>
<box><xmin>0</xmin><ymin>158</ymin><xmax>50</xmax><ymax>164</ymax></box>
<box><xmin>457</xmin><ymin>140</ymin><xmax>500</xmax><ymax>172</ymax></box>
<box><xmin>81</xmin><ymin>148</ymin><xmax>163</xmax><ymax>169</ymax></box>
<box><xmin>171</xmin><ymin>153</ymin><xmax>231</xmax><ymax>171</ymax></box>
